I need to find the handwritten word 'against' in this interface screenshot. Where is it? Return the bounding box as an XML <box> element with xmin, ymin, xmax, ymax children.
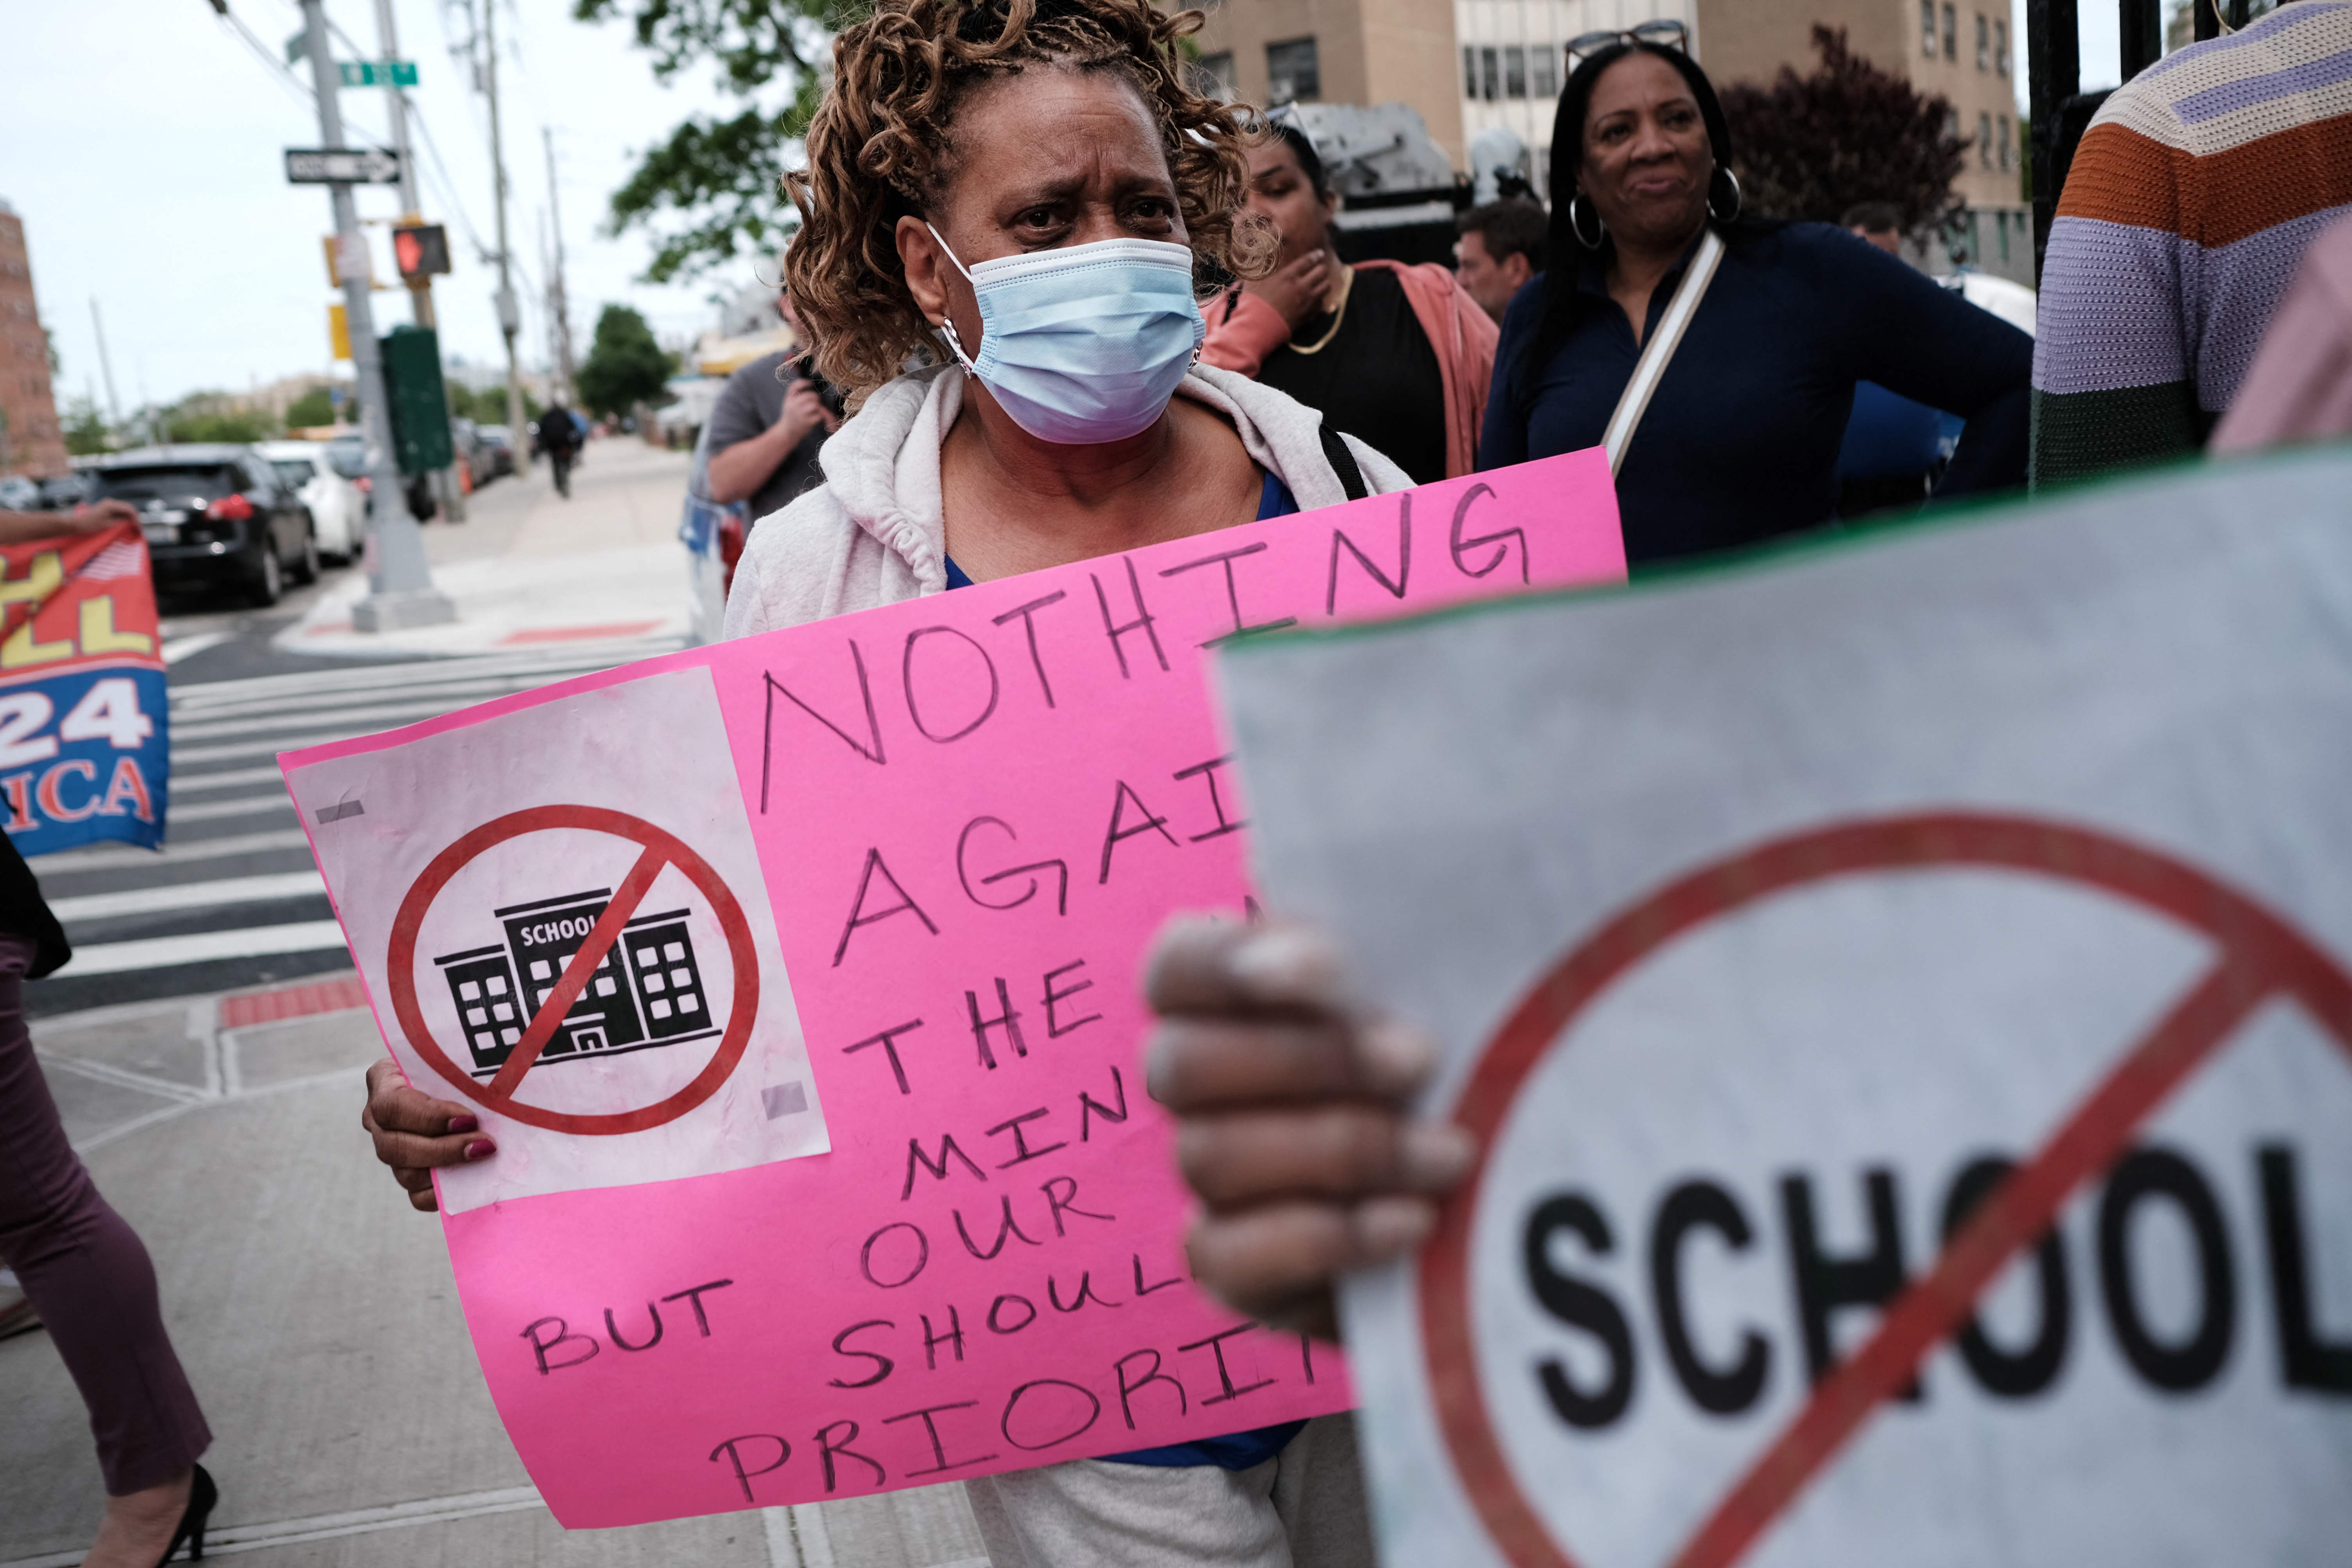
<box><xmin>828</xmin><ymin>760</ymin><xmax>1250</xmax><ymax>969</ymax></box>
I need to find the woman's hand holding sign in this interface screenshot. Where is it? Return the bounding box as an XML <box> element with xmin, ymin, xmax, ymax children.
<box><xmin>1144</xmin><ymin>918</ymin><xmax>1477</xmax><ymax>1340</ymax></box>
<box><xmin>361</xmin><ymin>1058</ymin><xmax>496</xmax><ymax>1212</ymax></box>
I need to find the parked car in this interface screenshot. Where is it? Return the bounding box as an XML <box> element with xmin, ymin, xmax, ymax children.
<box><xmin>90</xmin><ymin>445</ymin><xmax>318</xmax><ymax>606</ymax></box>
<box><xmin>474</xmin><ymin>424</ymin><xmax>517</xmax><ymax>479</ymax></box>
<box><xmin>257</xmin><ymin>440</ymin><xmax>363</xmax><ymax>562</ymax></box>
<box><xmin>34</xmin><ymin>472</ymin><xmax>93</xmax><ymax>511</ymax></box>
<box><xmin>323</xmin><ymin>433</ymin><xmax>371</xmax><ymax>485</ymax></box>
<box><xmin>0</xmin><ymin>474</ymin><xmax>39</xmax><ymax>511</ymax></box>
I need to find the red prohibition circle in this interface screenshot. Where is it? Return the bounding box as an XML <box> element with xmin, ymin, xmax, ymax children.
<box><xmin>1419</xmin><ymin>810</ymin><xmax>2352</xmax><ymax>1568</ymax></box>
<box><xmin>386</xmin><ymin>804</ymin><xmax>761</xmax><ymax>1136</ymax></box>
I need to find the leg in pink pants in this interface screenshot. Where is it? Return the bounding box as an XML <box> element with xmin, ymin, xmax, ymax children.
<box><xmin>0</xmin><ymin>934</ymin><xmax>210</xmax><ymax>1494</ymax></box>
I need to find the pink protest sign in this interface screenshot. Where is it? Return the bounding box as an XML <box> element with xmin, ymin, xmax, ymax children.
<box><xmin>280</xmin><ymin>450</ymin><xmax>1623</xmax><ymax>1526</ymax></box>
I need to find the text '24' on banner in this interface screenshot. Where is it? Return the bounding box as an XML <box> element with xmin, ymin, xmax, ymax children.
<box><xmin>281</xmin><ymin>451</ymin><xmax>1626</xmax><ymax>1526</ymax></box>
<box><xmin>2</xmin><ymin>522</ymin><xmax>166</xmax><ymax>856</ymax></box>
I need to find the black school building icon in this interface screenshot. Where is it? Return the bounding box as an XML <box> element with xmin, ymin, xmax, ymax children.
<box><xmin>432</xmin><ymin>889</ymin><xmax>719</xmax><ymax>1077</ymax></box>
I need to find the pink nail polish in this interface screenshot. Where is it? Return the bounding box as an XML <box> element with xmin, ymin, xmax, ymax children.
<box><xmin>464</xmin><ymin>1139</ymin><xmax>497</xmax><ymax>1160</ymax></box>
<box><xmin>448</xmin><ymin>1115</ymin><xmax>479</xmax><ymax>1134</ymax></box>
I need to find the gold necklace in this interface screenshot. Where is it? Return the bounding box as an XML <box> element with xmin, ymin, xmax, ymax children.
<box><xmin>1284</xmin><ymin>263</ymin><xmax>1354</xmax><ymax>356</ymax></box>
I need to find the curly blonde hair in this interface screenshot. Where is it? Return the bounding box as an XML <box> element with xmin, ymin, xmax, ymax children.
<box><xmin>783</xmin><ymin>0</ymin><xmax>1275</xmax><ymax>402</ymax></box>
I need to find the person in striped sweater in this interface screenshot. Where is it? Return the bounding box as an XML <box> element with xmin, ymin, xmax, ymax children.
<box><xmin>2031</xmin><ymin>0</ymin><xmax>2352</xmax><ymax>486</ymax></box>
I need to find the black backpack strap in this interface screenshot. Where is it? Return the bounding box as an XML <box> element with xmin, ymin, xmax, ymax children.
<box><xmin>1318</xmin><ymin>423</ymin><xmax>1368</xmax><ymax>502</ymax></box>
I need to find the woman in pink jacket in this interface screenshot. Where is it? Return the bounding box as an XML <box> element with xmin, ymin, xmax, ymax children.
<box><xmin>1201</xmin><ymin>124</ymin><xmax>1497</xmax><ymax>481</ymax></box>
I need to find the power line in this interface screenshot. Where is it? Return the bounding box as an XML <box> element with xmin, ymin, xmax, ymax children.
<box><xmin>401</xmin><ymin>95</ymin><xmax>495</xmax><ymax>259</ymax></box>
<box><xmin>208</xmin><ymin>2</ymin><xmax>321</xmax><ymax>114</ymax></box>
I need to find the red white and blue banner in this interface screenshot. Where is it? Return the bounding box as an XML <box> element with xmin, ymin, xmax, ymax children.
<box><xmin>1</xmin><ymin>522</ymin><xmax>168</xmax><ymax>856</ymax></box>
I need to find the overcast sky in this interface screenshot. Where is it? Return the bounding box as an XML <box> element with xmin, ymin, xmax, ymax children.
<box><xmin>2</xmin><ymin>0</ymin><xmax>791</xmax><ymax>413</ymax></box>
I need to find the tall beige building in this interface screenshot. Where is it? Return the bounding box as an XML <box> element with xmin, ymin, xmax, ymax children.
<box><xmin>1189</xmin><ymin>0</ymin><xmax>1468</xmax><ymax>162</ymax></box>
<box><xmin>0</xmin><ymin>200</ymin><xmax>69</xmax><ymax>481</ymax></box>
<box><xmin>1695</xmin><ymin>0</ymin><xmax>2032</xmax><ymax>280</ymax></box>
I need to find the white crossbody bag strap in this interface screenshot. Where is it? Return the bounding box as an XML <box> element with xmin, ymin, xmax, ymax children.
<box><xmin>1601</xmin><ymin>227</ymin><xmax>1726</xmax><ymax>478</ymax></box>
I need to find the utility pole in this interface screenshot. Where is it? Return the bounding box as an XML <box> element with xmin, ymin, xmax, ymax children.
<box><xmin>300</xmin><ymin>0</ymin><xmax>454</xmax><ymax>630</ymax></box>
<box><xmin>372</xmin><ymin>0</ymin><xmax>463</xmax><ymax>520</ymax></box>
<box><xmin>542</xmin><ymin>127</ymin><xmax>577</xmax><ymax>405</ymax></box>
<box><xmin>479</xmin><ymin>0</ymin><xmax>527</xmax><ymax>452</ymax></box>
<box><xmin>88</xmin><ymin>299</ymin><xmax>123</xmax><ymax>431</ymax></box>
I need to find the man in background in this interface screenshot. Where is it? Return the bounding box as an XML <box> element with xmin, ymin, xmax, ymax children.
<box><xmin>534</xmin><ymin>397</ymin><xmax>585</xmax><ymax>500</ymax></box>
<box><xmin>704</xmin><ymin>284</ymin><xmax>840</xmax><ymax>524</ymax></box>
<box><xmin>1452</xmin><ymin>198</ymin><xmax>1547</xmax><ymax>324</ymax></box>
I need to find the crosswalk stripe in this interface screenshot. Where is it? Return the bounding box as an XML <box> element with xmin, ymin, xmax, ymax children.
<box><xmin>167</xmin><ymin>644</ymin><xmax>678</xmax><ymax>710</ymax></box>
<box><xmin>172</xmin><ymin>763</ymin><xmax>290</xmax><ymax>792</ymax></box>
<box><xmin>169</xmin><ymin>794</ymin><xmax>296</xmax><ymax>824</ymax></box>
<box><xmin>171</xmin><ymin>695</ymin><xmax>501</xmax><ymax>742</ymax></box>
<box><xmin>37</xmin><ymin>827</ymin><xmax>314</xmax><ymax>874</ymax></box>
<box><xmin>159</xmin><ymin>630</ymin><xmax>234</xmax><ymax>665</ymax></box>
<box><xmin>166</xmin><ymin>672</ymin><xmax>578</xmax><ymax>726</ymax></box>
<box><xmin>46</xmin><ymin>870</ymin><xmax>328</xmax><ymax>923</ymax></box>
<box><xmin>59</xmin><ymin>920</ymin><xmax>351</xmax><ymax>977</ymax></box>
<box><xmin>175</xmin><ymin>733</ymin><xmax>374</xmax><ymax>765</ymax></box>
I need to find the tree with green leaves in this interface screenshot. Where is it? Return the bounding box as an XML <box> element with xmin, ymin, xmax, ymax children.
<box><xmin>62</xmin><ymin>399</ymin><xmax>112</xmax><ymax>458</ymax></box>
<box><xmin>576</xmin><ymin>304</ymin><xmax>676</xmax><ymax>420</ymax></box>
<box><xmin>284</xmin><ymin>386</ymin><xmax>339</xmax><ymax>429</ymax></box>
<box><xmin>158</xmin><ymin>393</ymin><xmax>274</xmax><ymax>445</ymax></box>
<box><xmin>1718</xmin><ymin>26</ymin><xmax>1968</xmax><ymax>241</ymax></box>
<box><xmin>577</xmin><ymin>0</ymin><xmax>829</xmax><ymax>282</ymax></box>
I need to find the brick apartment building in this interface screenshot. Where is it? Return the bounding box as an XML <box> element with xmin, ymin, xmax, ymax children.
<box><xmin>1193</xmin><ymin>0</ymin><xmax>2034</xmax><ymax>282</ymax></box>
<box><xmin>0</xmin><ymin>199</ymin><xmax>69</xmax><ymax>479</ymax></box>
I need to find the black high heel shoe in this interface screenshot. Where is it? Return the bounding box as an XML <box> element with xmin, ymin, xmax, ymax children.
<box><xmin>156</xmin><ymin>1464</ymin><xmax>217</xmax><ymax>1563</ymax></box>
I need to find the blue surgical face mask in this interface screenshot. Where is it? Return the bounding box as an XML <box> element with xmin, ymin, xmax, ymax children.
<box><xmin>928</xmin><ymin>226</ymin><xmax>1206</xmax><ymax>445</ymax></box>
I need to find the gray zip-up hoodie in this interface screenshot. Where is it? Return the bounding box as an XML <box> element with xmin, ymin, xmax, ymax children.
<box><xmin>721</xmin><ymin>361</ymin><xmax>1411</xmax><ymax>640</ymax></box>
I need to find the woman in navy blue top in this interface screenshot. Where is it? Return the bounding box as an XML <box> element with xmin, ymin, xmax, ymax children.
<box><xmin>1481</xmin><ymin>34</ymin><xmax>2032</xmax><ymax>565</ymax></box>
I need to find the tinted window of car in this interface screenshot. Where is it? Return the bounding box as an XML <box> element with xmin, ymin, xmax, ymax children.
<box><xmin>37</xmin><ymin>475</ymin><xmax>92</xmax><ymax>508</ymax></box>
<box><xmin>324</xmin><ymin>442</ymin><xmax>368</xmax><ymax>479</ymax></box>
<box><xmin>272</xmin><ymin>459</ymin><xmax>319</xmax><ymax>486</ymax></box>
<box><xmin>96</xmin><ymin>466</ymin><xmax>241</xmax><ymax>502</ymax></box>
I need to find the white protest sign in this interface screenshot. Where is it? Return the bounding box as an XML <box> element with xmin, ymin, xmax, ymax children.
<box><xmin>1213</xmin><ymin>449</ymin><xmax>2352</xmax><ymax>1568</ymax></box>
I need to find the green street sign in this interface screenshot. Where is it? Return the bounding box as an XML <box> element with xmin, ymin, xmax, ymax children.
<box><xmin>337</xmin><ymin>59</ymin><xmax>419</xmax><ymax>88</ymax></box>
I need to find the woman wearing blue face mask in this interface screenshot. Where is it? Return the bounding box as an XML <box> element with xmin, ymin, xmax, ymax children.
<box><xmin>726</xmin><ymin>0</ymin><xmax>1410</xmax><ymax>608</ymax></box>
<box><xmin>355</xmin><ymin>0</ymin><xmax>1407</xmax><ymax>1561</ymax></box>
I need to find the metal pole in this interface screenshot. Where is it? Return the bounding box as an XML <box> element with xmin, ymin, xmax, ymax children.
<box><xmin>2026</xmin><ymin>0</ymin><xmax>2081</xmax><ymax>282</ymax></box>
<box><xmin>300</xmin><ymin>0</ymin><xmax>454</xmax><ymax>631</ymax></box>
<box><xmin>371</xmin><ymin>0</ymin><xmax>462</xmax><ymax>520</ymax></box>
<box><xmin>542</xmin><ymin>127</ymin><xmax>577</xmax><ymax>406</ymax></box>
<box><xmin>89</xmin><ymin>299</ymin><xmax>123</xmax><ymax>432</ymax></box>
<box><xmin>481</xmin><ymin>0</ymin><xmax>528</xmax><ymax>455</ymax></box>
<box><xmin>2118</xmin><ymin>0</ymin><xmax>2164</xmax><ymax>79</ymax></box>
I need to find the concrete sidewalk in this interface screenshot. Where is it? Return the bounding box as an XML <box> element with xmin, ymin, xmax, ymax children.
<box><xmin>274</xmin><ymin>439</ymin><xmax>700</xmax><ymax>660</ymax></box>
<box><xmin>0</xmin><ymin>982</ymin><xmax>988</xmax><ymax>1567</ymax></box>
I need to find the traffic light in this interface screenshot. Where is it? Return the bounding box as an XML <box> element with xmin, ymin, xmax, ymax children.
<box><xmin>392</xmin><ymin>223</ymin><xmax>452</xmax><ymax>281</ymax></box>
<box><xmin>379</xmin><ymin>326</ymin><xmax>456</xmax><ymax>475</ymax></box>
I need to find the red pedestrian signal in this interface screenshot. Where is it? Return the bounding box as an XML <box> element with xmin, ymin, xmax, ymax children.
<box><xmin>393</xmin><ymin>223</ymin><xmax>452</xmax><ymax>280</ymax></box>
